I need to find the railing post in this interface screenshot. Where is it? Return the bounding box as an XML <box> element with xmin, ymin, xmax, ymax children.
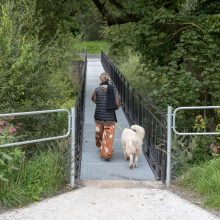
<box><xmin>70</xmin><ymin>107</ymin><xmax>75</xmax><ymax>188</ymax></box>
<box><xmin>166</xmin><ymin>106</ymin><xmax>172</xmax><ymax>187</ymax></box>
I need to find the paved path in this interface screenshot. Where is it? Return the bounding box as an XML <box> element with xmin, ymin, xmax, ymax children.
<box><xmin>0</xmin><ymin>181</ymin><xmax>219</xmax><ymax>220</ymax></box>
<box><xmin>81</xmin><ymin>57</ymin><xmax>155</xmax><ymax>180</ymax></box>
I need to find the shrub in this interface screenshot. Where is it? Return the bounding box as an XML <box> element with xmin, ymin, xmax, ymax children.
<box><xmin>0</xmin><ymin>0</ymin><xmax>79</xmax><ymax>208</ymax></box>
<box><xmin>0</xmin><ymin>117</ymin><xmax>24</xmax><ymax>182</ymax></box>
<box><xmin>0</xmin><ymin>0</ymin><xmax>80</xmax><ymax>113</ymax></box>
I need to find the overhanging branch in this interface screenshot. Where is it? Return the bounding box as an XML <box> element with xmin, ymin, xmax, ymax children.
<box><xmin>109</xmin><ymin>0</ymin><xmax>124</xmax><ymax>10</ymax></box>
<box><xmin>92</xmin><ymin>0</ymin><xmax>141</xmax><ymax>25</ymax></box>
<box><xmin>106</xmin><ymin>14</ymin><xmax>141</xmax><ymax>25</ymax></box>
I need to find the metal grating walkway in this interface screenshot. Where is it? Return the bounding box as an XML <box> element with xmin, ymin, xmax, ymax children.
<box><xmin>80</xmin><ymin>57</ymin><xmax>155</xmax><ymax>181</ymax></box>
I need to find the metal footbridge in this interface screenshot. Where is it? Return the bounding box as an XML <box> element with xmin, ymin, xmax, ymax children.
<box><xmin>80</xmin><ymin>56</ymin><xmax>155</xmax><ymax>181</ymax></box>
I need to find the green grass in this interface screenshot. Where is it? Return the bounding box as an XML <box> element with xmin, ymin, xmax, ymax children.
<box><xmin>80</xmin><ymin>41</ymin><xmax>109</xmax><ymax>54</ymax></box>
<box><xmin>0</xmin><ymin>141</ymin><xmax>69</xmax><ymax>208</ymax></box>
<box><xmin>177</xmin><ymin>156</ymin><xmax>220</xmax><ymax>210</ymax></box>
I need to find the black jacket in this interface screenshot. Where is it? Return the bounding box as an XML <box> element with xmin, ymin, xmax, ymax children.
<box><xmin>91</xmin><ymin>85</ymin><xmax>120</xmax><ymax>122</ymax></box>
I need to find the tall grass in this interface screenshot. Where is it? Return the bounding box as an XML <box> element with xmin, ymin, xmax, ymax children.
<box><xmin>0</xmin><ymin>140</ymin><xmax>70</xmax><ymax>208</ymax></box>
<box><xmin>80</xmin><ymin>41</ymin><xmax>109</xmax><ymax>54</ymax></box>
<box><xmin>177</xmin><ymin>156</ymin><xmax>220</xmax><ymax>210</ymax></box>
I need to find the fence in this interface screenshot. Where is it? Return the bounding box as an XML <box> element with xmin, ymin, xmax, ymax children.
<box><xmin>101</xmin><ymin>51</ymin><xmax>167</xmax><ymax>182</ymax></box>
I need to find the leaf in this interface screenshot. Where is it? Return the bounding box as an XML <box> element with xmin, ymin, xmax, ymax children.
<box><xmin>0</xmin><ymin>173</ymin><xmax>8</xmax><ymax>182</ymax></box>
<box><xmin>1</xmin><ymin>152</ymin><xmax>13</xmax><ymax>161</ymax></box>
<box><xmin>0</xmin><ymin>159</ymin><xmax>5</xmax><ymax>165</ymax></box>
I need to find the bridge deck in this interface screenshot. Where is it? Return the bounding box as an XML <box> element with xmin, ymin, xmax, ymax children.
<box><xmin>80</xmin><ymin>57</ymin><xmax>155</xmax><ymax>181</ymax></box>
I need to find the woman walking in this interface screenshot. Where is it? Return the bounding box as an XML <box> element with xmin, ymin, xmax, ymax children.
<box><xmin>91</xmin><ymin>72</ymin><xmax>120</xmax><ymax>160</ymax></box>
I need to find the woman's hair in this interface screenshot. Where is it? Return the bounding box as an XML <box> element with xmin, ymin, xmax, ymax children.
<box><xmin>99</xmin><ymin>72</ymin><xmax>110</xmax><ymax>82</ymax></box>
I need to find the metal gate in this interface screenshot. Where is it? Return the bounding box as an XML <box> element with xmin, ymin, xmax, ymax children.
<box><xmin>166</xmin><ymin>106</ymin><xmax>220</xmax><ymax>186</ymax></box>
<box><xmin>0</xmin><ymin>109</ymin><xmax>79</xmax><ymax>187</ymax></box>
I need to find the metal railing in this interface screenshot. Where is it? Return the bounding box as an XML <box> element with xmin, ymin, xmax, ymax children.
<box><xmin>0</xmin><ymin>109</ymin><xmax>71</xmax><ymax>148</ymax></box>
<box><xmin>173</xmin><ymin>106</ymin><xmax>220</xmax><ymax>136</ymax></box>
<box><xmin>101</xmin><ymin>51</ymin><xmax>167</xmax><ymax>182</ymax></box>
<box><xmin>0</xmin><ymin>108</ymin><xmax>75</xmax><ymax>187</ymax></box>
<box><xmin>74</xmin><ymin>54</ymin><xmax>87</xmax><ymax>183</ymax></box>
<box><xmin>166</xmin><ymin>105</ymin><xmax>220</xmax><ymax>187</ymax></box>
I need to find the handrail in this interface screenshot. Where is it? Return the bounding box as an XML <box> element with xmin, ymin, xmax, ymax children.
<box><xmin>173</xmin><ymin>106</ymin><xmax>220</xmax><ymax>135</ymax></box>
<box><xmin>0</xmin><ymin>109</ymin><xmax>70</xmax><ymax>148</ymax></box>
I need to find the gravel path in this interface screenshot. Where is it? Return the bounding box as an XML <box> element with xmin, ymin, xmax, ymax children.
<box><xmin>0</xmin><ymin>181</ymin><xmax>219</xmax><ymax>220</ymax></box>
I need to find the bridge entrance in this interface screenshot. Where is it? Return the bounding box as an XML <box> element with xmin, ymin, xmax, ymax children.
<box><xmin>80</xmin><ymin>56</ymin><xmax>155</xmax><ymax>181</ymax></box>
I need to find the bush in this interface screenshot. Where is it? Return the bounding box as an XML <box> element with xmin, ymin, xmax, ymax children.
<box><xmin>0</xmin><ymin>0</ymin><xmax>80</xmax><ymax>113</ymax></box>
<box><xmin>0</xmin><ymin>117</ymin><xmax>24</xmax><ymax>182</ymax></box>
<box><xmin>0</xmin><ymin>0</ymin><xmax>80</xmax><ymax>145</ymax></box>
<box><xmin>0</xmin><ymin>0</ymin><xmax>79</xmax><ymax>208</ymax></box>
<box><xmin>172</xmin><ymin>135</ymin><xmax>213</xmax><ymax>178</ymax></box>
<box><xmin>171</xmin><ymin>114</ymin><xmax>218</xmax><ymax>177</ymax></box>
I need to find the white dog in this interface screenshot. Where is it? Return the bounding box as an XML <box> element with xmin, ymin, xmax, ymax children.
<box><xmin>121</xmin><ymin>125</ymin><xmax>145</xmax><ymax>169</ymax></box>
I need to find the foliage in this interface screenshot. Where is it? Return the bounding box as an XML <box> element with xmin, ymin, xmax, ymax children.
<box><xmin>172</xmin><ymin>134</ymin><xmax>213</xmax><ymax>177</ymax></box>
<box><xmin>171</xmin><ymin>113</ymin><xmax>220</xmax><ymax>177</ymax></box>
<box><xmin>115</xmin><ymin>51</ymin><xmax>154</xmax><ymax>95</ymax></box>
<box><xmin>79</xmin><ymin>2</ymin><xmax>103</xmax><ymax>41</ymax></box>
<box><xmin>177</xmin><ymin>157</ymin><xmax>220</xmax><ymax>210</ymax></box>
<box><xmin>0</xmin><ymin>0</ymin><xmax>79</xmax><ymax>207</ymax></box>
<box><xmin>0</xmin><ymin>148</ymin><xmax>24</xmax><ymax>183</ymax></box>
<box><xmin>0</xmin><ymin>0</ymin><xmax>80</xmax><ymax>113</ymax></box>
<box><xmin>102</xmin><ymin>23</ymin><xmax>136</xmax><ymax>64</ymax></box>
<box><xmin>100</xmin><ymin>0</ymin><xmax>220</xmax><ymax>128</ymax></box>
<box><xmin>36</xmin><ymin>0</ymin><xmax>83</xmax><ymax>40</ymax></box>
<box><xmin>0</xmin><ymin>0</ymin><xmax>80</xmax><ymax>143</ymax></box>
<box><xmin>0</xmin><ymin>140</ymin><xmax>69</xmax><ymax>208</ymax></box>
<box><xmin>35</xmin><ymin>0</ymin><xmax>102</xmax><ymax>41</ymax></box>
<box><xmin>0</xmin><ymin>0</ymin><xmax>47</xmax><ymax>112</ymax></box>
<box><xmin>0</xmin><ymin>117</ymin><xmax>24</xmax><ymax>182</ymax></box>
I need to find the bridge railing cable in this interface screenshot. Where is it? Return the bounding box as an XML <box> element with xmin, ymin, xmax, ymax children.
<box><xmin>101</xmin><ymin>51</ymin><xmax>167</xmax><ymax>182</ymax></box>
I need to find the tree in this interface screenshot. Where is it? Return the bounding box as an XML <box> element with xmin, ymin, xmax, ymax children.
<box><xmin>93</xmin><ymin>0</ymin><xmax>220</xmax><ymax>127</ymax></box>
